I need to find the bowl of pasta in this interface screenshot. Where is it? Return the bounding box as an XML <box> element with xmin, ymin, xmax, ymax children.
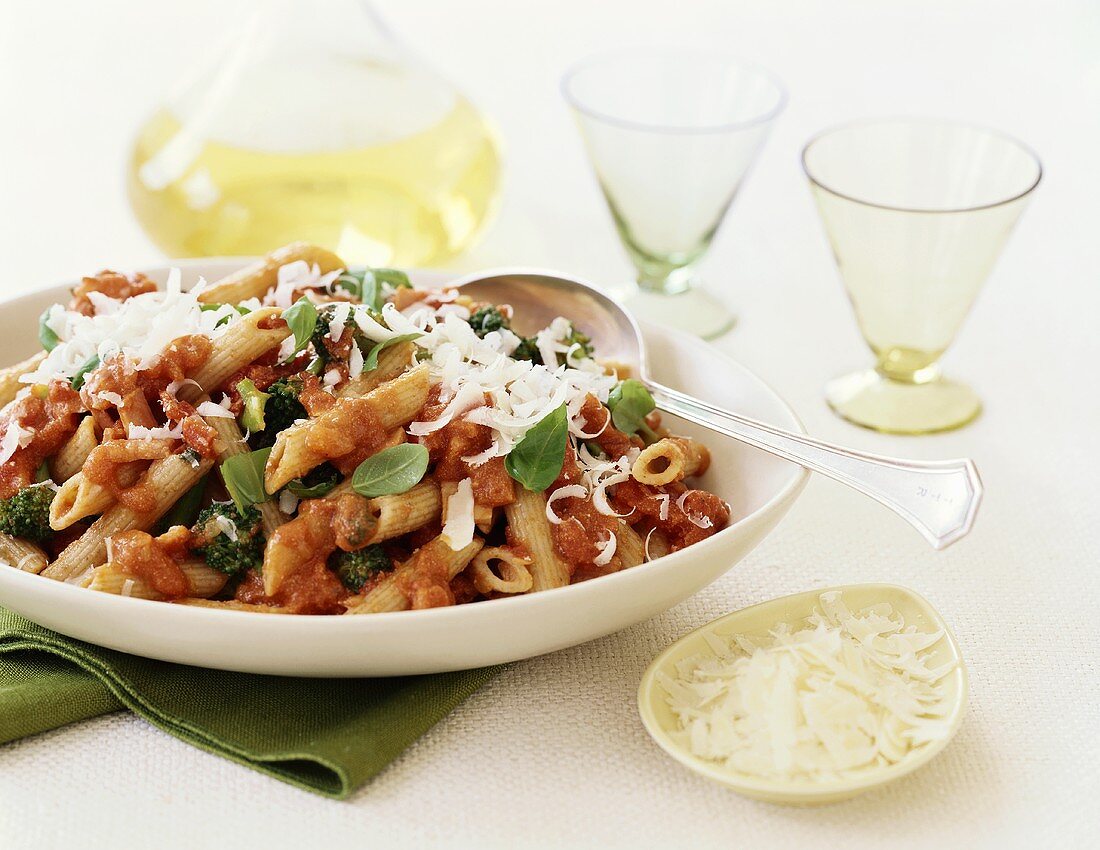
<box><xmin>0</xmin><ymin>245</ymin><xmax>807</xmax><ymax>675</ymax></box>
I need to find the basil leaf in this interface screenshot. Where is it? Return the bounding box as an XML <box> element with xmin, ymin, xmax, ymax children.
<box><xmin>38</xmin><ymin>309</ymin><xmax>60</xmax><ymax>352</ymax></box>
<box><xmin>351</xmin><ymin>444</ymin><xmax>429</xmax><ymax>498</ymax></box>
<box><xmin>363</xmin><ymin>333</ymin><xmax>421</xmax><ymax>372</ymax></box>
<box><xmin>607</xmin><ymin>379</ymin><xmax>655</xmax><ymax>436</ymax></box>
<box><xmin>332</xmin><ymin>269</ymin><xmax>366</xmax><ymax>301</ymax></box>
<box><xmin>372</xmin><ymin>268</ymin><xmax>411</xmax><ymax>292</ymax></box>
<box><xmin>334</xmin><ymin>267</ymin><xmax>410</xmax><ymax>311</ymax></box>
<box><xmin>70</xmin><ymin>355</ymin><xmax>99</xmax><ymax>390</ymax></box>
<box><xmin>505</xmin><ymin>404</ymin><xmax>568</xmax><ymax>491</ymax></box>
<box><xmin>282</xmin><ymin>296</ymin><xmax>319</xmax><ymax>359</ymax></box>
<box><xmin>220</xmin><ymin>447</ymin><xmax>271</xmax><ymax>513</ymax></box>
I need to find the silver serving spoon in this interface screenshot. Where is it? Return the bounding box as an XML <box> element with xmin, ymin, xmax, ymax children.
<box><xmin>452</xmin><ymin>268</ymin><xmax>982</xmax><ymax>550</ymax></box>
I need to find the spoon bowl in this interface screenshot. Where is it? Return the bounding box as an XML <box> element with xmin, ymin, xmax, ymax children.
<box><xmin>452</xmin><ymin>268</ymin><xmax>983</xmax><ymax>550</ymax></box>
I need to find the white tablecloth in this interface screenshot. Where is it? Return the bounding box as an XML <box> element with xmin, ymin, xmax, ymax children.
<box><xmin>1</xmin><ymin>1</ymin><xmax>1097</xmax><ymax>847</ymax></box>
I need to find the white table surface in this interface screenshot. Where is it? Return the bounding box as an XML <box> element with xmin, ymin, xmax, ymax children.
<box><xmin>1</xmin><ymin>1</ymin><xmax>1097</xmax><ymax>847</ymax></box>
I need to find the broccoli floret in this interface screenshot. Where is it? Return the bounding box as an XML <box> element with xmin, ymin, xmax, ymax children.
<box><xmin>329</xmin><ymin>544</ymin><xmax>392</xmax><ymax>592</ymax></box>
<box><xmin>0</xmin><ymin>483</ymin><xmax>55</xmax><ymax>542</ymax></box>
<box><xmin>285</xmin><ymin>462</ymin><xmax>341</xmax><ymax>498</ymax></box>
<box><xmin>467</xmin><ymin>306</ymin><xmax>510</xmax><ymax>338</ymax></box>
<box><xmin>510</xmin><ymin>322</ymin><xmax>593</xmax><ymax>366</ymax></box>
<box><xmin>191</xmin><ymin>502</ymin><xmax>264</xmax><ymax>576</ymax></box>
<box><xmin>510</xmin><ymin>337</ymin><xmax>542</xmax><ymax>364</ymax></box>
<box><xmin>310</xmin><ymin>305</ymin><xmax>339</xmax><ymax>365</ymax></box>
<box><xmin>250</xmin><ymin>377</ymin><xmax>306</xmax><ymax>449</ymax></box>
<box><xmin>562</xmin><ymin>322</ymin><xmax>594</xmax><ymax>361</ymax></box>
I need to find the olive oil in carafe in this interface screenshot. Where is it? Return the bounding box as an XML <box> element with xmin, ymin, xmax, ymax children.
<box><xmin>129</xmin><ymin>88</ymin><xmax>501</xmax><ymax>266</ymax></box>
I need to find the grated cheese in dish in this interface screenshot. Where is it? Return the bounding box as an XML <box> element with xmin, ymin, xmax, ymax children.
<box><xmin>21</xmin><ymin>269</ymin><xmax>242</xmax><ymax>386</ymax></box>
<box><xmin>658</xmin><ymin>591</ymin><xmax>957</xmax><ymax>782</ymax></box>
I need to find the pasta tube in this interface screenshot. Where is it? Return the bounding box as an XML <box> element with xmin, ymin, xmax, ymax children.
<box><xmin>265</xmin><ymin>365</ymin><xmax>429</xmax><ymax>491</ymax></box>
<box><xmin>0</xmin><ymin>532</ymin><xmax>49</xmax><ymax>573</ymax></box>
<box><xmin>194</xmin><ymin>242</ymin><xmax>344</xmax><ymax>305</ymax></box>
<box><xmin>503</xmin><ymin>487</ymin><xmax>571</xmax><ymax>591</ymax></box>
<box><xmin>346</xmin><ymin>536</ymin><xmax>483</xmax><ymax>614</ymax></box>
<box><xmin>49</xmin><ymin>416</ymin><xmax>98</xmax><ymax>483</ymax></box>
<box><xmin>631</xmin><ymin>436</ymin><xmax>710</xmax><ymax>486</ymax></box>
<box><xmin>42</xmin><ymin>453</ymin><xmax>215</xmax><ymax>582</ymax></box>
<box><xmin>88</xmin><ymin>559</ymin><xmax>228</xmax><ymax>600</ymax></box>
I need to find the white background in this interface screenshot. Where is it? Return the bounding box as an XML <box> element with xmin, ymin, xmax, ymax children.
<box><xmin>1</xmin><ymin>1</ymin><xmax>1098</xmax><ymax>848</ymax></box>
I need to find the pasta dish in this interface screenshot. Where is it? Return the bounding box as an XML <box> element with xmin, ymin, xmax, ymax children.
<box><xmin>0</xmin><ymin>243</ymin><xmax>729</xmax><ymax>614</ymax></box>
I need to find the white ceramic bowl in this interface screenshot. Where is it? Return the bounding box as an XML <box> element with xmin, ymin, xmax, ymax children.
<box><xmin>0</xmin><ymin>261</ymin><xmax>808</xmax><ymax>676</ymax></box>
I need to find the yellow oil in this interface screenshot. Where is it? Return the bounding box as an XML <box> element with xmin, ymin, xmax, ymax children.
<box><xmin>128</xmin><ymin>98</ymin><xmax>501</xmax><ymax>266</ymax></box>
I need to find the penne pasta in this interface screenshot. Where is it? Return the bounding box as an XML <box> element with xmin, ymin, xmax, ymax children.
<box><xmin>617</xmin><ymin>520</ymin><xmax>646</xmax><ymax>569</ymax></box>
<box><xmin>49</xmin><ymin>440</ymin><xmax>170</xmax><ymax>530</ymax></box>
<box><xmin>194</xmin><ymin>242</ymin><xmax>344</xmax><ymax>305</ymax></box>
<box><xmin>0</xmin><ymin>352</ymin><xmax>46</xmax><ymax>407</ymax></box>
<box><xmin>265</xmin><ymin>365</ymin><xmax>430</xmax><ymax>491</ymax></box>
<box><xmin>184</xmin><ymin>308</ymin><xmax>291</xmax><ymax>402</ymax></box>
<box><xmin>504</xmin><ymin>487</ymin><xmax>572</xmax><ymax>591</ymax></box>
<box><xmin>0</xmin><ymin>532</ymin><xmax>49</xmax><ymax>573</ymax></box>
<box><xmin>468</xmin><ymin>545</ymin><xmax>533</xmax><ymax>596</ymax></box>
<box><xmin>42</xmin><ymin>453</ymin><xmax>215</xmax><ymax>582</ymax></box>
<box><xmin>366</xmin><ymin>479</ymin><xmax>441</xmax><ymax>543</ymax></box>
<box><xmin>49</xmin><ymin>415</ymin><xmax>98</xmax><ymax>483</ymax></box>
<box><xmin>346</xmin><ymin>536</ymin><xmax>483</xmax><ymax>614</ymax></box>
<box><xmin>337</xmin><ymin>340</ymin><xmax>416</xmax><ymax>399</ymax></box>
<box><xmin>631</xmin><ymin>436</ymin><xmax>710</xmax><ymax>486</ymax></box>
<box><xmin>205</xmin><ymin>413</ymin><xmax>284</xmax><ymax>538</ymax></box>
<box><xmin>88</xmin><ymin>559</ymin><xmax>228</xmax><ymax>600</ymax></box>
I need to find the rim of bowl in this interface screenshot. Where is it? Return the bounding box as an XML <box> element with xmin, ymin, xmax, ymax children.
<box><xmin>801</xmin><ymin>116</ymin><xmax>1043</xmax><ymax>214</ymax></box>
<box><xmin>637</xmin><ymin>582</ymin><xmax>971</xmax><ymax>799</ymax></box>
<box><xmin>0</xmin><ymin>261</ymin><xmax>810</xmax><ymax>627</ymax></box>
<box><xmin>560</xmin><ymin>47</ymin><xmax>788</xmax><ymax>135</ymax></box>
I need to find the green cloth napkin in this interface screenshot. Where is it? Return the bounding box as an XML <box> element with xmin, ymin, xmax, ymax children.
<box><xmin>0</xmin><ymin>607</ymin><xmax>499</xmax><ymax>798</ymax></box>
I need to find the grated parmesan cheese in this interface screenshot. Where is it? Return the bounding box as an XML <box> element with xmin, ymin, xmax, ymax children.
<box><xmin>593</xmin><ymin>530</ymin><xmax>617</xmax><ymax>566</ymax></box>
<box><xmin>658</xmin><ymin>591</ymin><xmax>956</xmax><ymax>782</ymax></box>
<box><xmin>0</xmin><ymin>422</ymin><xmax>35</xmax><ymax>465</ymax></box>
<box><xmin>212</xmin><ymin>514</ymin><xmax>239</xmax><ymax>542</ymax></box>
<box><xmin>441</xmin><ymin>478</ymin><xmax>475</xmax><ymax>551</ymax></box>
<box><xmin>128</xmin><ymin>423</ymin><xmax>183</xmax><ymax>441</ymax></box>
<box><xmin>351</xmin><ymin>303</ymin><xmax>617</xmax><ymax>460</ymax></box>
<box><xmin>21</xmin><ymin>269</ymin><xmax>242</xmax><ymax>386</ymax></box>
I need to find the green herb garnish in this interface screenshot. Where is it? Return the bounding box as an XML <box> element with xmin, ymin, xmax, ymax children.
<box><xmin>351</xmin><ymin>444</ymin><xmax>429</xmax><ymax>498</ymax></box>
<box><xmin>504</xmin><ymin>404</ymin><xmax>568</xmax><ymax>491</ymax></box>
<box><xmin>219</xmin><ymin>447</ymin><xmax>271</xmax><ymax>513</ymax></box>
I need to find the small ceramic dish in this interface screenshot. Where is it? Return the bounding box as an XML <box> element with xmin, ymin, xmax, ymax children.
<box><xmin>637</xmin><ymin>583</ymin><xmax>968</xmax><ymax>805</ymax></box>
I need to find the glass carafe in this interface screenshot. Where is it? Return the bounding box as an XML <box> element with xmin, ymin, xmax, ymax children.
<box><xmin>128</xmin><ymin>0</ymin><xmax>502</xmax><ymax>266</ymax></box>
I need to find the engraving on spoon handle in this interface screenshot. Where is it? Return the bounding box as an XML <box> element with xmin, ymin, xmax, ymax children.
<box><xmin>647</xmin><ymin>382</ymin><xmax>982</xmax><ymax>549</ymax></box>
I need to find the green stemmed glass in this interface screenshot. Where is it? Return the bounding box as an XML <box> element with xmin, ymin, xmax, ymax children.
<box><xmin>562</xmin><ymin>49</ymin><xmax>786</xmax><ymax>338</ymax></box>
<box><xmin>803</xmin><ymin>119</ymin><xmax>1042</xmax><ymax>434</ymax></box>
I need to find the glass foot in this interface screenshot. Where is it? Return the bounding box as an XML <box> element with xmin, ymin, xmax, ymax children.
<box><xmin>825</xmin><ymin>369</ymin><xmax>981</xmax><ymax>434</ymax></box>
<box><xmin>625</xmin><ymin>286</ymin><xmax>736</xmax><ymax>340</ymax></box>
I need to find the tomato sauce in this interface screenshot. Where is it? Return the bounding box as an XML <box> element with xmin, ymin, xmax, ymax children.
<box><xmin>306</xmin><ymin>398</ymin><xmax>386</xmax><ymax>474</ymax></box>
<box><xmin>0</xmin><ymin>380</ymin><xmax>83</xmax><ymax>499</ymax></box>
<box><xmin>395</xmin><ymin>544</ymin><xmax>455</xmax><ymax>609</ymax></box>
<box><xmin>244</xmin><ymin>497</ymin><xmax>354</xmax><ymax>614</ymax></box>
<box><xmin>111</xmin><ymin>527</ymin><xmax>191</xmax><ymax>598</ymax></box>
<box><xmin>610</xmin><ymin>479</ymin><xmax>729</xmax><ymax>551</ymax></box>
<box><xmin>68</xmin><ymin>270</ymin><xmax>157</xmax><ymax>317</ymax></box>
<box><xmin>418</xmin><ymin>389</ymin><xmax>515</xmax><ymax>508</ymax></box>
<box><xmin>82</xmin><ymin>335</ymin><xmax>212</xmax><ymax>409</ymax></box>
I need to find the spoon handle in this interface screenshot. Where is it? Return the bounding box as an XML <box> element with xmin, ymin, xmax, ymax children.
<box><xmin>646</xmin><ymin>382</ymin><xmax>982</xmax><ymax>549</ymax></box>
